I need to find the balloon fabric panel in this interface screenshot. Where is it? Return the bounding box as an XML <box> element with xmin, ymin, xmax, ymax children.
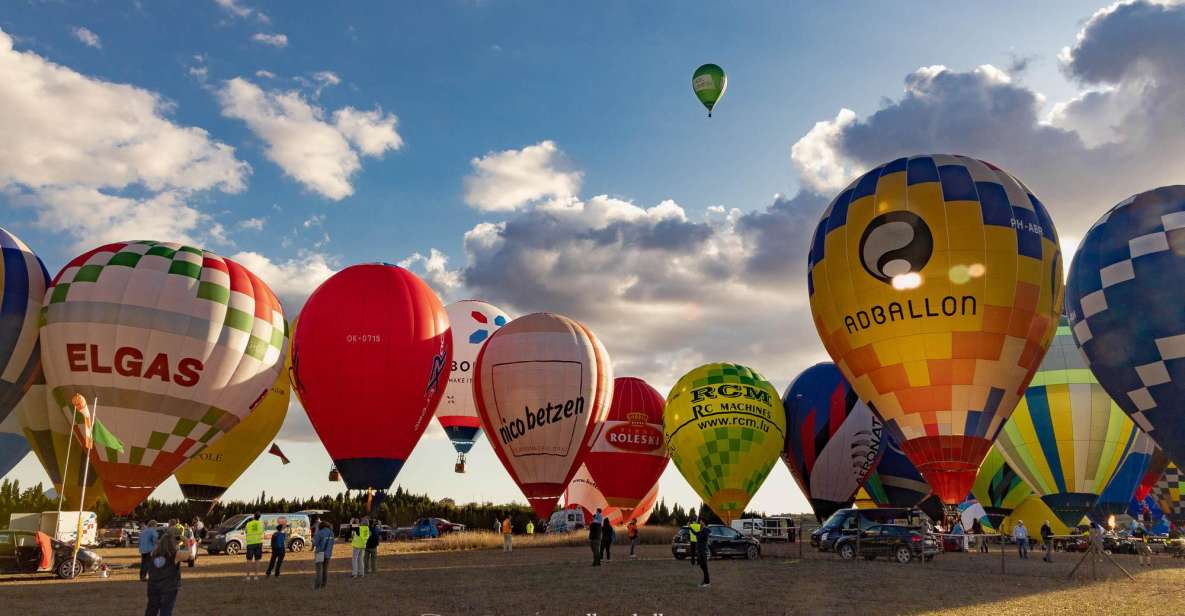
<box><xmin>584</xmin><ymin>377</ymin><xmax>668</xmax><ymax>510</ymax></box>
<box><xmin>439</xmin><ymin>301</ymin><xmax>510</xmax><ymax>458</ymax></box>
<box><xmin>0</xmin><ymin>228</ymin><xmax>49</xmax><ymax>426</ymax></box>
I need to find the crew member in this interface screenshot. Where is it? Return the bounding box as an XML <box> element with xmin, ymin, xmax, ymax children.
<box><xmin>244</xmin><ymin>513</ymin><xmax>264</xmax><ymax>581</ymax></box>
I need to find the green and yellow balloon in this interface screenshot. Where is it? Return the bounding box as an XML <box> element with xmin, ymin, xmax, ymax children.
<box><xmin>692</xmin><ymin>63</ymin><xmax>727</xmax><ymax>117</ymax></box>
<box><xmin>664</xmin><ymin>363</ymin><xmax>784</xmax><ymax>522</ymax></box>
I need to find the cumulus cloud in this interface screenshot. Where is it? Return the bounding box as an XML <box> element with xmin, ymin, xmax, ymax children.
<box><xmin>214</xmin><ymin>0</ymin><xmax>269</xmax><ymax>23</ymax></box>
<box><xmin>255</xmin><ymin>69</ymin><xmax>276</xmax><ymax>79</ymax></box>
<box><xmin>462</xmin><ymin>141</ymin><xmax>582</xmax><ymax>212</ymax></box>
<box><xmin>216</xmin><ymin>77</ymin><xmax>402</xmax><ymax>200</ymax></box>
<box><xmin>252</xmin><ymin>33</ymin><xmax>288</xmax><ymax>48</ymax></box>
<box><xmin>229</xmin><ymin>250</ymin><xmax>337</xmax><ymax>310</ymax></box>
<box><xmin>399</xmin><ymin>248</ymin><xmax>463</xmax><ymax>299</ymax></box>
<box><xmin>0</xmin><ymin>28</ymin><xmax>248</xmax><ymax>248</ymax></box>
<box><xmin>70</xmin><ymin>26</ymin><xmax>101</xmax><ymax>49</ymax></box>
<box><xmin>238</xmin><ymin>217</ymin><xmax>265</xmax><ymax>231</ymax></box>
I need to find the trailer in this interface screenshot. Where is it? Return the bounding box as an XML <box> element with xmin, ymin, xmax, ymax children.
<box><xmin>732</xmin><ymin>517</ymin><xmax>796</xmax><ymax>542</ymax></box>
<box><xmin>7</xmin><ymin>512</ymin><xmax>98</xmax><ymax>546</ymax></box>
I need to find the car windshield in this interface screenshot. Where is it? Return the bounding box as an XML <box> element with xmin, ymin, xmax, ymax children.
<box><xmin>820</xmin><ymin>511</ymin><xmax>850</xmax><ymax>531</ymax></box>
<box><xmin>216</xmin><ymin>514</ymin><xmax>249</xmax><ymax>530</ymax></box>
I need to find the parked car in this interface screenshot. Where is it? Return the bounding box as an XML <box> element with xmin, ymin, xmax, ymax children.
<box><xmin>547</xmin><ymin>509</ymin><xmax>585</xmax><ymax>534</ymax></box>
<box><xmin>0</xmin><ymin>530</ymin><xmax>103</xmax><ymax>579</ymax></box>
<box><xmin>394</xmin><ymin>517</ymin><xmax>465</xmax><ymax>540</ymax></box>
<box><xmin>732</xmin><ymin>517</ymin><xmax>796</xmax><ymax>542</ymax></box>
<box><xmin>99</xmin><ymin>518</ymin><xmax>142</xmax><ymax>548</ymax></box>
<box><xmin>812</xmin><ymin>508</ymin><xmax>924</xmax><ymax>552</ymax></box>
<box><xmin>833</xmin><ymin>524</ymin><xmax>940</xmax><ymax>564</ymax></box>
<box><xmin>671</xmin><ymin>525</ymin><xmax>761</xmax><ymax>560</ymax></box>
<box><xmin>202</xmin><ymin>513</ymin><xmax>310</xmax><ymax>555</ymax></box>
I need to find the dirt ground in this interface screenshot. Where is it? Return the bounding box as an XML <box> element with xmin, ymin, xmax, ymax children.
<box><xmin>2</xmin><ymin>540</ymin><xmax>1184</xmax><ymax>615</ymax></box>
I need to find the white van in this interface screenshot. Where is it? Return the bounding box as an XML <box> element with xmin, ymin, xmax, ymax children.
<box><xmin>732</xmin><ymin>517</ymin><xmax>795</xmax><ymax>542</ymax></box>
<box><xmin>202</xmin><ymin>513</ymin><xmax>311</xmax><ymax>555</ymax></box>
<box><xmin>547</xmin><ymin>509</ymin><xmax>585</xmax><ymax>533</ymax></box>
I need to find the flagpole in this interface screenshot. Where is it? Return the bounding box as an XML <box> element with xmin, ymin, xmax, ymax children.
<box><xmin>71</xmin><ymin>396</ymin><xmax>97</xmax><ymax>576</ymax></box>
<box><xmin>55</xmin><ymin>397</ymin><xmax>79</xmax><ymax>541</ymax></box>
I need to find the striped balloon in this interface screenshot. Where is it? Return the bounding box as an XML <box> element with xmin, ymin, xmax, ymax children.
<box><xmin>40</xmin><ymin>241</ymin><xmax>287</xmax><ymax>514</ymax></box>
<box><xmin>994</xmin><ymin>319</ymin><xmax>1142</xmax><ymax>527</ymax></box>
<box><xmin>1091</xmin><ymin>430</ymin><xmax>1156</xmax><ymax>521</ymax></box>
<box><xmin>971</xmin><ymin>446</ymin><xmax>1032</xmax><ymax>530</ymax></box>
<box><xmin>0</xmin><ymin>227</ymin><xmax>49</xmax><ymax>425</ymax></box>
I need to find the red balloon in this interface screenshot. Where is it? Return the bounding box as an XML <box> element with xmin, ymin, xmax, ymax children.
<box><xmin>291</xmin><ymin>264</ymin><xmax>451</xmax><ymax>490</ymax></box>
<box><xmin>583</xmin><ymin>377</ymin><xmax>668</xmax><ymax>511</ymax></box>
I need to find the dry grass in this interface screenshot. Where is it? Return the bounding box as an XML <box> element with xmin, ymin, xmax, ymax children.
<box><xmin>380</xmin><ymin>525</ymin><xmax>676</xmax><ymax>553</ymax></box>
<box><xmin>2</xmin><ymin>540</ymin><xmax>1185</xmax><ymax>615</ymax></box>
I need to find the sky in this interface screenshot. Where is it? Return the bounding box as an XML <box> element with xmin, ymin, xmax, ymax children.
<box><xmin>4</xmin><ymin>0</ymin><xmax>1185</xmax><ymax>516</ymax></box>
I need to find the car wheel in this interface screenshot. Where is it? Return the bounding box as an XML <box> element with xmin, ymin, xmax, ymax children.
<box><xmin>839</xmin><ymin>543</ymin><xmax>856</xmax><ymax>560</ymax></box>
<box><xmin>746</xmin><ymin>545</ymin><xmax>760</xmax><ymax>560</ymax></box>
<box><xmin>895</xmin><ymin>547</ymin><xmax>912</xmax><ymax>564</ymax></box>
<box><xmin>289</xmin><ymin>538</ymin><xmax>305</xmax><ymax>553</ymax></box>
<box><xmin>674</xmin><ymin>552</ymin><xmax>686</xmax><ymax>560</ymax></box>
<box><xmin>56</xmin><ymin>558</ymin><xmax>83</xmax><ymax>580</ymax></box>
<box><xmin>225</xmin><ymin>540</ymin><xmax>242</xmax><ymax>556</ymax></box>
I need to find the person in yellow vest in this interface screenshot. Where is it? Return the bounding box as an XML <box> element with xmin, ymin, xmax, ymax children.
<box><xmin>351</xmin><ymin>516</ymin><xmax>370</xmax><ymax>578</ymax></box>
<box><xmin>688</xmin><ymin>518</ymin><xmax>702</xmax><ymax>566</ymax></box>
<box><xmin>502</xmin><ymin>517</ymin><xmax>513</xmax><ymax>552</ymax></box>
<box><xmin>244</xmin><ymin>513</ymin><xmax>264</xmax><ymax>581</ymax></box>
<box><xmin>526</xmin><ymin>520</ymin><xmax>535</xmax><ymax>537</ymax></box>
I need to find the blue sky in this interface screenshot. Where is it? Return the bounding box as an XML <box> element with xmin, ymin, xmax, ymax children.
<box><xmin>4</xmin><ymin>0</ymin><xmax>1183</xmax><ymax>515</ymax></box>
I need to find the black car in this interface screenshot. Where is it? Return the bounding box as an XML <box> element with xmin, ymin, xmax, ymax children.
<box><xmin>833</xmin><ymin>524</ymin><xmax>940</xmax><ymax>564</ymax></box>
<box><xmin>0</xmin><ymin>530</ymin><xmax>103</xmax><ymax>579</ymax></box>
<box><xmin>671</xmin><ymin>525</ymin><xmax>761</xmax><ymax>560</ymax></box>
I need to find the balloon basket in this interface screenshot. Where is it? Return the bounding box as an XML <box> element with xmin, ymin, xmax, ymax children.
<box><xmin>455</xmin><ymin>454</ymin><xmax>466</xmax><ymax>474</ymax></box>
<box><xmin>328</xmin><ymin>467</ymin><xmax>340</xmax><ymax>482</ymax></box>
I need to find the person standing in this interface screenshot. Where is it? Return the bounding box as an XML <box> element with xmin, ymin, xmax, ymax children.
<box><xmin>266</xmin><ymin>522</ymin><xmax>287</xmax><ymax>577</ymax></box>
<box><xmin>351</xmin><ymin>516</ymin><xmax>370</xmax><ymax>578</ymax></box>
<box><xmin>688</xmin><ymin>518</ymin><xmax>702</xmax><ymax>566</ymax></box>
<box><xmin>193</xmin><ymin>517</ymin><xmax>205</xmax><ymax>541</ymax></box>
<box><xmin>970</xmin><ymin>518</ymin><xmax>984</xmax><ymax>553</ymax></box>
<box><xmin>592</xmin><ymin>508</ymin><xmax>603</xmax><ymax>526</ymax></box>
<box><xmin>1012</xmin><ymin>520</ymin><xmax>1029</xmax><ymax>559</ymax></box>
<box><xmin>145</xmin><ymin>527</ymin><xmax>191</xmax><ymax>616</ymax></box>
<box><xmin>1135</xmin><ymin>522</ymin><xmax>1153</xmax><ymax>567</ymax></box>
<box><xmin>139</xmin><ymin>520</ymin><xmax>159</xmax><ymax>582</ymax></box>
<box><xmin>694</xmin><ymin>517</ymin><xmax>710</xmax><ymax>588</ymax></box>
<box><xmin>501</xmin><ymin>516</ymin><xmax>513</xmax><ymax>552</ymax></box>
<box><xmin>1040</xmin><ymin>520</ymin><xmax>1054</xmax><ymax>562</ymax></box>
<box><xmin>588</xmin><ymin>517</ymin><xmax>603</xmax><ymax>566</ymax></box>
<box><xmin>244</xmin><ymin>514</ymin><xmax>264</xmax><ymax>581</ymax></box>
<box><xmin>526</xmin><ymin>520</ymin><xmax>535</xmax><ymax>537</ymax></box>
<box><xmin>627</xmin><ymin>520</ymin><xmax>639</xmax><ymax>559</ymax></box>
<box><xmin>365</xmin><ymin>518</ymin><xmax>379</xmax><ymax>574</ymax></box>
<box><xmin>313</xmin><ymin>521</ymin><xmax>334</xmax><ymax>590</ymax></box>
<box><xmin>601</xmin><ymin>518</ymin><xmax>615</xmax><ymax>562</ymax></box>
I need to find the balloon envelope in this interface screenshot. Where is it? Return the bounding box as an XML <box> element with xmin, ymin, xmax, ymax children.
<box><xmin>1137</xmin><ymin>446</ymin><xmax>1170</xmax><ymax>501</ymax></box>
<box><xmin>1066</xmin><ymin>186</ymin><xmax>1185</xmax><ymax>471</ymax></box>
<box><xmin>1153</xmin><ymin>463</ymin><xmax>1185</xmax><ymax>525</ymax></box>
<box><xmin>807</xmin><ymin>154</ymin><xmax>1063</xmax><ymax>503</ymax></box>
<box><xmin>1091</xmin><ymin>430</ymin><xmax>1155</xmax><ymax>521</ymax></box>
<box><xmin>17</xmin><ymin>383</ymin><xmax>104</xmax><ymax>509</ymax></box>
<box><xmin>438</xmin><ymin>300</ymin><xmax>510</xmax><ymax>468</ymax></box>
<box><xmin>474</xmin><ymin>313</ymin><xmax>612</xmax><ymax>519</ymax></box>
<box><xmin>781</xmin><ymin>363</ymin><xmax>884</xmax><ymax>522</ymax></box>
<box><xmin>971</xmin><ymin>447</ymin><xmax>1032</xmax><ymax>530</ymax></box>
<box><xmin>861</xmin><ymin>433</ymin><xmax>933</xmax><ymax>510</ymax></box>
<box><xmin>994</xmin><ymin>318</ymin><xmax>1141</xmax><ymax>527</ymax></box>
<box><xmin>292</xmin><ymin>264</ymin><xmax>451</xmax><ymax>491</ymax></box>
<box><xmin>0</xmin><ymin>227</ymin><xmax>49</xmax><ymax>428</ymax></box>
<box><xmin>664</xmin><ymin>363</ymin><xmax>785</xmax><ymax>523</ymax></box>
<box><xmin>0</xmin><ymin>403</ymin><xmax>30</xmax><ymax>478</ymax></box>
<box><xmin>691</xmin><ymin>63</ymin><xmax>726</xmax><ymax>115</ymax></box>
<box><xmin>563</xmin><ymin>464</ymin><xmax>659</xmax><ymax>527</ymax></box>
<box><xmin>40</xmin><ymin>241</ymin><xmax>287</xmax><ymax>514</ymax></box>
<box><xmin>584</xmin><ymin>377</ymin><xmax>668</xmax><ymax>511</ymax></box>
<box><xmin>1003</xmin><ymin>495</ymin><xmax>1076</xmax><ymax>538</ymax></box>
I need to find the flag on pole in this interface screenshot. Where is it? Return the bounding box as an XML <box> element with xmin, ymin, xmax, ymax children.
<box><xmin>69</xmin><ymin>394</ymin><xmax>124</xmax><ymax>453</ymax></box>
<box><xmin>267</xmin><ymin>443</ymin><xmax>290</xmax><ymax>465</ymax></box>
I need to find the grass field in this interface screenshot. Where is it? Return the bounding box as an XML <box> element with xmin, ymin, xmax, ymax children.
<box><xmin>2</xmin><ymin>530</ymin><xmax>1184</xmax><ymax>615</ymax></box>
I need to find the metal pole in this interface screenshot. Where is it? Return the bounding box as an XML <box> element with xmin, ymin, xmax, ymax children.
<box><xmin>55</xmin><ymin>400</ymin><xmax>79</xmax><ymax>536</ymax></box>
<box><xmin>70</xmin><ymin>397</ymin><xmax>97</xmax><ymax>578</ymax></box>
<box><xmin>1000</xmin><ymin>530</ymin><xmax>1005</xmax><ymax>575</ymax></box>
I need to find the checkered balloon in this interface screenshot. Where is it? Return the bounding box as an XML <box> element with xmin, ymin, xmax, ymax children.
<box><xmin>1066</xmin><ymin>186</ymin><xmax>1185</xmax><ymax>473</ymax></box>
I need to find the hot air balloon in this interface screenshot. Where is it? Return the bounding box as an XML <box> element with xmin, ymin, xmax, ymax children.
<box><xmin>563</xmin><ymin>464</ymin><xmax>659</xmax><ymax>526</ymax></box>
<box><xmin>781</xmin><ymin>363</ymin><xmax>884</xmax><ymax>522</ymax></box>
<box><xmin>807</xmin><ymin>155</ymin><xmax>1063</xmax><ymax>505</ymax></box>
<box><xmin>40</xmin><ymin>241</ymin><xmax>288</xmax><ymax>514</ymax></box>
<box><xmin>971</xmin><ymin>447</ymin><xmax>1032</xmax><ymax>531</ymax></box>
<box><xmin>1091</xmin><ymin>431</ymin><xmax>1155</xmax><ymax>522</ymax></box>
<box><xmin>691</xmin><ymin>64</ymin><xmax>726</xmax><ymax>117</ymax></box>
<box><xmin>17</xmin><ymin>383</ymin><xmax>104</xmax><ymax>509</ymax></box>
<box><xmin>1153</xmin><ymin>463</ymin><xmax>1185</xmax><ymax>525</ymax></box>
<box><xmin>0</xmin><ymin>227</ymin><xmax>48</xmax><ymax>424</ymax></box>
<box><xmin>292</xmin><ymin>264</ymin><xmax>451</xmax><ymax>491</ymax></box>
<box><xmin>665</xmin><ymin>363</ymin><xmax>785</xmax><ymax>523</ymax></box>
<box><xmin>0</xmin><ymin>405</ymin><xmax>29</xmax><ymax>478</ymax></box>
<box><xmin>993</xmin><ymin>318</ymin><xmax>1143</xmax><ymax>527</ymax></box>
<box><xmin>584</xmin><ymin>377</ymin><xmax>668</xmax><ymax>513</ymax></box>
<box><xmin>860</xmin><ymin>433</ymin><xmax>933</xmax><ymax>510</ymax></box>
<box><xmin>438</xmin><ymin>300</ymin><xmax>509</xmax><ymax>472</ymax></box>
<box><xmin>1003</xmin><ymin>495</ymin><xmax>1075</xmax><ymax>537</ymax></box>
<box><xmin>1066</xmin><ymin>186</ymin><xmax>1185</xmax><ymax>470</ymax></box>
<box><xmin>174</xmin><ymin>324</ymin><xmax>291</xmax><ymax>512</ymax></box>
<box><xmin>474</xmin><ymin>312</ymin><xmax>611</xmax><ymax>519</ymax></box>
<box><xmin>1137</xmin><ymin>446</ymin><xmax>1170</xmax><ymax>501</ymax></box>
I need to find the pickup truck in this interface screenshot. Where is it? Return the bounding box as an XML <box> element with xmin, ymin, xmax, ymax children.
<box><xmin>99</xmin><ymin>519</ymin><xmax>142</xmax><ymax>548</ymax></box>
<box><xmin>394</xmin><ymin>518</ymin><xmax>465</xmax><ymax>540</ymax></box>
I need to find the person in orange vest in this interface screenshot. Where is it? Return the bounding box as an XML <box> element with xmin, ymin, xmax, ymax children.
<box><xmin>627</xmin><ymin>519</ymin><xmax>639</xmax><ymax>559</ymax></box>
<box><xmin>501</xmin><ymin>516</ymin><xmax>513</xmax><ymax>552</ymax></box>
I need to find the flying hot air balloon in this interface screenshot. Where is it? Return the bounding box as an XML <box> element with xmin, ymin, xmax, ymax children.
<box><xmin>292</xmin><ymin>264</ymin><xmax>451</xmax><ymax>491</ymax></box>
<box><xmin>438</xmin><ymin>300</ymin><xmax>509</xmax><ymax>472</ymax></box>
<box><xmin>781</xmin><ymin>363</ymin><xmax>884</xmax><ymax>522</ymax></box>
<box><xmin>971</xmin><ymin>447</ymin><xmax>1032</xmax><ymax>531</ymax></box>
<box><xmin>40</xmin><ymin>241</ymin><xmax>288</xmax><ymax>514</ymax></box>
<box><xmin>691</xmin><ymin>64</ymin><xmax>726</xmax><ymax>117</ymax></box>
<box><xmin>474</xmin><ymin>313</ymin><xmax>612</xmax><ymax>519</ymax></box>
<box><xmin>993</xmin><ymin>317</ymin><xmax>1143</xmax><ymax>527</ymax></box>
<box><xmin>860</xmin><ymin>433</ymin><xmax>934</xmax><ymax>510</ymax></box>
<box><xmin>664</xmin><ymin>363</ymin><xmax>785</xmax><ymax>523</ymax></box>
<box><xmin>17</xmin><ymin>383</ymin><xmax>104</xmax><ymax>509</ymax></box>
<box><xmin>807</xmin><ymin>155</ymin><xmax>1063</xmax><ymax>505</ymax></box>
<box><xmin>1066</xmin><ymin>186</ymin><xmax>1185</xmax><ymax>471</ymax></box>
<box><xmin>1091</xmin><ymin>430</ymin><xmax>1155</xmax><ymax>522</ymax></box>
<box><xmin>584</xmin><ymin>377</ymin><xmax>668</xmax><ymax>513</ymax></box>
<box><xmin>174</xmin><ymin>324</ymin><xmax>291</xmax><ymax>511</ymax></box>
<box><xmin>1153</xmin><ymin>463</ymin><xmax>1185</xmax><ymax>525</ymax></box>
<box><xmin>1137</xmin><ymin>446</ymin><xmax>1170</xmax><ymax>501</ymax></box>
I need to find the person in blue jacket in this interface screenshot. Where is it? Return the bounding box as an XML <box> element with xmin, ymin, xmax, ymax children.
<box><xmin>139</xmin><ymin>520</ymin><xmax>159</xmax><ymax>582</ymax></box>
<box><xmin>266</xmin><ymin>522</ymin><xmax>287</xmax><ymax>577</ymax></box>
<box><xmin>313</xmin><ymin>521</ymin><xmax>334</xmax><ymax>589</ymax></box>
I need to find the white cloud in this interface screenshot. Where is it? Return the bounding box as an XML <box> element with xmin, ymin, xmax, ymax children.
<box><xmin>252</xmin><ymin>33</ymin><xmax>288</xmax><ymax>48</ymax></box>
<box><xmin>313</xmin><ymin>71</ymin><xmax>340</xmax><ymax>87</ymax></box>
<box><xmin>0</xmin><ymin>28</ymin><xmax>248</xmax><ymax>247</ymax></box>
<box><xmin>255</xmin><ymin>69</ymin><xmax>276</xmax><ymax>79</ymax></box>
<box><xmin>399</xmin><ymin>248</ymin><xmax>462</xmax><ymax>299</ymax></box>
<box><xmin>216</xmin><ymin>77</ymin><xmax>402</xmax><ymax>200</ymax></box>
<box><xmin>70</xmin><ymin>26</ymin><xmax>101</xmax><ymax>49</ymax></box>
<box><xmin>238</xmin><ymin>216</ymin><xmax>265</xmax><ymax>231</ymax></box>
<box><xmin>229</xmin><ymin>250</ymin><xmax>337</xmax><ymax>311</ymax></box>
<box><xmin>302</xmin><ymin>214</ymin><xmax>324</xmax><ymax>228</ymax></box>
<box><xmin>213</xmin><ymin>0</ymin><xmax>269</xmax><ymax>23</ymax></box>
<box><xmin>188</xmin><ymin>65</ymin><xmax>208</xmax><ymax>80</ymax></box>
<box><xmin>462</xmin><ymin>140</ymin><xmax>582</xmax><ymax>212</ymax></box>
